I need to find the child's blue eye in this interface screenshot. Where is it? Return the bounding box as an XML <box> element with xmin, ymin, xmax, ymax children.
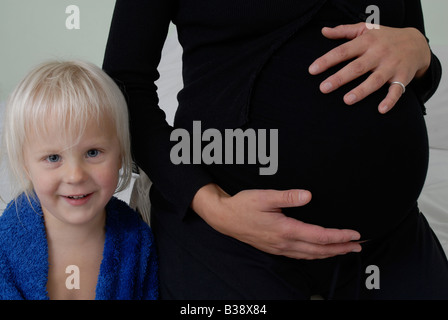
<box><xmin>86</xmin><ymin>149</ymin><xmax>100</xmax><ymax>158</ymax></box>
<box><xmin>46</xmin><ymin>154</ymin><xmax>60</xmax><ymax>163</ymax></box>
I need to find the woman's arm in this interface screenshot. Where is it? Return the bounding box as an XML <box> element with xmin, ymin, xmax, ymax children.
<box><xmin>403</xmin><ymin>0</ymin><xmax>442</xmax><ymax>105</ymax></box>
<box><xmin>103</xmin><ymin>0</ymin><xmax>213</xmax><ymax>215</ymax></box>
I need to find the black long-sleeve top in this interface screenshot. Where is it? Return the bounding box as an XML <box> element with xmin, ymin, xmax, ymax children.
<box><xmin>103</xmin><ymin>0</ymin><xmax>442</xmax><ymax>217</ymax></box>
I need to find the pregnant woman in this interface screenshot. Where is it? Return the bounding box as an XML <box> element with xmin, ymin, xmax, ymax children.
<box><xmin>103</xmin><ymin>0</ymin><xmax>448</xmax><ymax>299</ymax></box>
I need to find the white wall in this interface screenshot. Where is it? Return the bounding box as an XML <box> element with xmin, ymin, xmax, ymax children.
<box><xmin>0</xmin><ymin>0</ymin><xmax>115</xmax><ymax>104</ymax></box>
<box><xmin>421</xmin><ymin>0</ymin><xmax>448</xmax><ymax>46</ymax></box>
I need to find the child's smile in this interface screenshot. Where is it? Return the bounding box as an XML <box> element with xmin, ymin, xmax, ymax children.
<box><xmin>62</xmin><ymin>193</ymin><xmax>94</xmax><ymax>205</ymax></box>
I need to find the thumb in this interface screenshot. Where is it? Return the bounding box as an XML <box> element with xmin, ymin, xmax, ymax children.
<box><xmin>261</xmin><ymin>189</ymin><xmax>312</xmax><ymax>209</ymax></box>
<box><xmin>322</xmin><ymin>22</ymin><xmax>367</xmax><ymax>40</ymax></box>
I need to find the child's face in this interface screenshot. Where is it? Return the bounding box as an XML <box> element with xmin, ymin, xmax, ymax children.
<box><xmin>23</xmin><ymin>117</ymin><xmax>122</xmax><ymax>227</ymax></box>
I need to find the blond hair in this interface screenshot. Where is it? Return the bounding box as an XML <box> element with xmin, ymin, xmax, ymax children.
<box><xmin>1</xmin><ymin>60</ymin><xmax>132</xmax><ymax>200</ymax></box>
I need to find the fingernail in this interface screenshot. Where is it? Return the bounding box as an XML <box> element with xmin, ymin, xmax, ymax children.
<box><xmin>299</xmin><ymin>190</ymin><xmax>310</xmax><ymax>202</ymax></box>
<box><xmin>346</xmin><ymin>93</ymin><xmax>357</xmax><ymax>104</ymax></box>
<box><xmin>321</xmin><ymin>82</ymin><xmax>333</xmax><ymax>93</ymax></box>
<box><xmin>351</xmin><ymin>234</ymin><xmax>360</xmax><ymax>241</ymax></box>
<box><xmin>309</xmin><ymin>64</ymin><xmax>319</xmax><ymax>74</ymax></box>
<box><xmin>352</xmin><ymin>246</ymin><xmax>362</xmax><ymax>253</ymax></box>
<box><xmin>380</xmin><ymin>105</ymin><xmax>389</xmax><ymax>113</ymax></box>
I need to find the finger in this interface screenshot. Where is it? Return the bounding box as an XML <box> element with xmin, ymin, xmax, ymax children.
<box><xmin>318</xmin><ymin>56</ymin><xmax>378</xmax><ymax>95</ymax></box>
<box><xmin>261</xmin><ymin>189</ymin><xmax>312</xmax><ymax>209</ymax></box>
<box><xmin>321</xmin><ymin>23</ymin><xmax>367</xmax><ymax>40</ymax></box>
<box><xmin>341</xmin><ymin>69</ymin><xmax>390</xmax><ymax>105</ymax></box>
<box><xmin>309</xmin><ymin>38</ymin><xmax>365</xmax><ymax>75</ymax></box>
<box><xmin>264</xmin><ymin>218</ymin><xmax>362</xmax><ymax>259</ymax></box>
<box><xmin>295</xmin><ymin>221</ymin><xmax>361</xmax><ymax>244</ymax></box>
<box><xmin>378</xmin><ymin>81</ymin><xmax>407</xmax><ymax>113</ymax></box>
<box><xmin>284</xmin><ymin>241</ymin><xmax>363</xmax><ymax>260</ymax></box>
<box><xmin>280</xmin><ymin>218</ymin><xmax>361</xmax><ymax>246</ymax></box>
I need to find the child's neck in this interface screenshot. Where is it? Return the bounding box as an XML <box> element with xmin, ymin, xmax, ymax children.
<box><xmin>43</xmin><ymin>209</ymin><xmax>106</xmax><ymax>300</ymax></box>
<box><xmin>43</xmin><ymin>209</ymin><xmax>106</xmax><ymax>248</ymax></box>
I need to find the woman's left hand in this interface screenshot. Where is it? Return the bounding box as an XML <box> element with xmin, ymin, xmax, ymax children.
<box><xmin>309</xmin><ymin>23</ymin><xmax>431</xmax><ymax>114</ymax></box>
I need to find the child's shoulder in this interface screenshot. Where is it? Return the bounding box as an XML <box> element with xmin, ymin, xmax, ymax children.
<box><xmin>106</xmin><ymin>196</ymin><xmax>152</xmax><ymax>234</ymax></box>
<box><xmin>105</xmin><ymin>196</ymin><xmax>155</xmax><ymax>254</ymax></box>
<box><xmin>0</xmin><ymin>194</ymin><xmax>41</xmax><ymax>227</ymax></box>
<box><xmin>0</xmin><ymin>194</ymin><xmax>45</xmax><ymax>259</ymax></box>
<box><xmin>0</xmin><ymin>196</ymin><xmax>30</xmax><ymax>232</ymax></box>
<box><xmin>0</xmin><ymin>202</ymin><xmax>15</xmax><ymax>244</ymax></box>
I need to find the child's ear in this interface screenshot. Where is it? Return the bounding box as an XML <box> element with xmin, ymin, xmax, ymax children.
<box><xmin>22</xmin><ymin>160</ymin><xmax>35</xmax><ymax>188</ymax></box>
<box><xmin>22</xmin><ymin>162</ymin><xmax>32</xmax><ymax>179</ymax></box>
<box><xmin>18</xmin><ymin>163</ymin><xmax>34</xmax><ymax>196</ymax></box>
<box><xmin>118</xmin><ymin>154</ymin><xmax>123</xmax><ymax>171</ymax></box>
<box><xmin>23</xmin><ymin>167</ymin><xmax>33</xmax><ymax>189</ymax></box>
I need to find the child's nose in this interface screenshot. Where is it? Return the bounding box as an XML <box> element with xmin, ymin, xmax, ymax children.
<box><xmin>64</xmin><ymin>161</ymin><xmax>88</xmax><ymax>184</ymax></box>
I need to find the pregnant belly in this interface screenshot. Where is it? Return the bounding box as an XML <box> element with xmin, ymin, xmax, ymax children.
<box><xmin>207</xmin><ymin>24</ymin><xmax>429</xmax><ymax>240</ymax></box>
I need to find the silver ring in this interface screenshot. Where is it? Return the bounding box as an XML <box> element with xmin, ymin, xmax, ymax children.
<box><xmin>390</xmin><ymin>81</ymin><xmax>406</xmax><ymax>94</ymax></box>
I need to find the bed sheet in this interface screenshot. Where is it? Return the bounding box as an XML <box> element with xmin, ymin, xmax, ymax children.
<box><xmin>419</xmin><ymin>45</ymin><xmax>448</xmax><ymax>257</ymax></box>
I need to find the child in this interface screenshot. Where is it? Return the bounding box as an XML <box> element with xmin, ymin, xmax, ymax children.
<box><xmin>0</xmin><ymin>60</ymin><xmax>158</xmax><ymax>300</ymax></box>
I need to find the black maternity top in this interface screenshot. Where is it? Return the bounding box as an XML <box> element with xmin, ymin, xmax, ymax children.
<box><xmin>103</xmin><ymin>0</ymin><xmax>442</xmax><ymax>241</ymax></box>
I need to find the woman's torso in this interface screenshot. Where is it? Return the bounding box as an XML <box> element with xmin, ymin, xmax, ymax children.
<box><xmin>173</xmin><ymin>0</ymin><xmax>428</xmax><ymax>240</ymax></box>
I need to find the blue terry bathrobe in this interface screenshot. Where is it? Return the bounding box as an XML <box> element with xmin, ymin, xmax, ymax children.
<box><xmin>0</xmin><ymin>194</ymin><xmax>158</xmax><ymax>300</ymax></box>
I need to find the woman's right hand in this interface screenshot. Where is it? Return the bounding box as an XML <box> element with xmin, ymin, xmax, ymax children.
<box><xmin>191</xmin><ymin>183</ymin><xmax>362</xmax><ymax>260</ymax></box>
